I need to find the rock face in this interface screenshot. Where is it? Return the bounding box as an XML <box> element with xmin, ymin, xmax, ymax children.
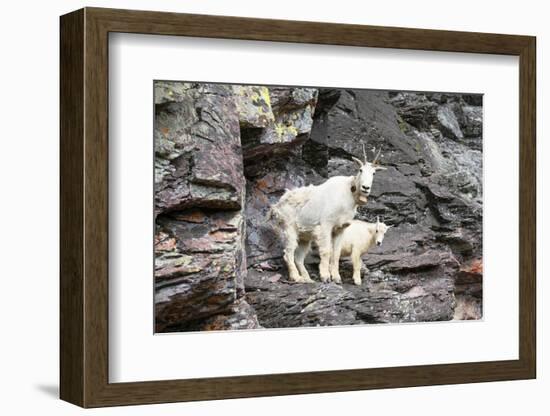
<box><xmin>243</xmin><ymin>88</ymin><xmax>483</xmax><ymax>327</ymax></box>
<box><xmin>154</xmin><ymin>82</ymin><xmax>259</xmax><ymax>332</ymax></box>
<box><xmin>240</xmin><ymin>87</ymin><xmax>318</xmax><ymax>162</ymax></box>
<box><xmin>154</xmin><ymin>82</ymin><xmax>483</xmax><ymax>332</ymax></box>
<box><xmin>241</xmin><ymin>87</ymin><xmax>322</xmax><ymax>266</ymax></box>
<box><xmin>154</xmin><ymin>82</ymin><xmax>245</xmax><ymax>214</ymax></box>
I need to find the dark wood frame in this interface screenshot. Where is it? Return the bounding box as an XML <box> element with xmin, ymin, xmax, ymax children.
<box><xmin>60</xmin><ymin>7</ymin><xmax>536</xmax><ymax>408</ymax></box>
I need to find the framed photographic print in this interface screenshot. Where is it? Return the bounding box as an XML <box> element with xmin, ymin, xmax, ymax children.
<box><xmin>60</xmin><ymin>7</ymin><xmax>536</xmax><ymax>408</ymax></box>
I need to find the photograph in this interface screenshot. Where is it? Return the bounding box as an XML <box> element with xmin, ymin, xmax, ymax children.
<box><xmin>47</xmin><ymin>2</ymin><xmax>541</xmax><ymax>410</ymax></box>
<box><xmin>153</xmin><ymin>81</ymin><xmax>483</xmax><ymax>333</ymax></box>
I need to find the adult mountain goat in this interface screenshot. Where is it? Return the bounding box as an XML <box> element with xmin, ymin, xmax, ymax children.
<box><xmin>331</xmin><ymin>218</ymin><xmax>391</xmax><ymax>285</ymax></box>
<box><xmin>269</xmin><ymin>146</ymin><xmax>386</xmax><ymax>283</ymax></box>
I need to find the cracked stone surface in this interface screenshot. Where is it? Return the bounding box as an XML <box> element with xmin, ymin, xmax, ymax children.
<box><xmin>154</xmin><ymin>82</ymin><xmax>483</xmax><ymax>332</ymax></box>
<box><xmin>243</xmin><ymin>89</ymin><xmax>483</xmax><ymax>326</ymax></box>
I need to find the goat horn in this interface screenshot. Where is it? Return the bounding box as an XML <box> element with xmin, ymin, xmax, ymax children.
<box><xmin>373</xmin><ymin>146</ymin><xmax>382</xmax><ymax>165</ymax></box>
<box><xmin>362</xmin><ymin>142</ymin><xmax>368</xmax><ymax>164</ymax></box>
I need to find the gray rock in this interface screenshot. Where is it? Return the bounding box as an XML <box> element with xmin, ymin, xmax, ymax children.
<box><xmin>154</xmin><ymin>83</ymin><xmax>245</xmax><ymax>215</ymax></box>
<box><xmin>244</xmin><ymin>88</ymin><xmax>483</xmax><ymax>326</ymax></box>
<box><xmin>437</xmin><ymin>104</ymin><xmax>464</xmax><ymax>141</ymax></box>
<box><xmin>154</xmin><ymin>82</ymin><xmax>257</xmax><ymax>332</ymax></box>
<box><xmin>461</xmin><ymin>106</ymin><xmax>483</xmax><ymax>138</ymax></box>
<box><xmin>155</xmin><ymin>82</ymin><xmax>485</xmax><ymax>331</ymax></box>
<box><xmin>240</xmin><ymin>87</ymin><xmax>318</xmax><ymax>161</ymax></box>
<box><xmin>390</xmin><ymin>92</ymin><xmax>438</xmax><ymax>129</ymax></box>
<box><xmin>154</xmin><ymin>81</ymin><xmax>195</xmax><ymax>105</ymax></box>
<box><xmin>245</xmin><ymin>268</ymin><xmax>456</xmax><ymax>327</ymax></box>
<box><xmin>461</xmin><ymin>94</ymin><xmax>483</xmax><ymax>106</ymax></box>
<box><xmin>309</xmin><ymin>89</ymin><xmax>421</xmax><ymax>167</ymax></box>
<box><xmin>154</xmin><ymin>209</ymin><xmax>258</xmax><ymax>332</ymax></box>
<box><xmin>233</xmin><ymin>85</ymin><xmax>274</xmax><ymax>128</ymax></box>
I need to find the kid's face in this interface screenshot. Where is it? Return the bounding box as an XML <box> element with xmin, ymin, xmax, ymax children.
<box><xmin>375</xmin><ymin>223</ymin><xmax>390</xmax><ymax>246</ymax></box>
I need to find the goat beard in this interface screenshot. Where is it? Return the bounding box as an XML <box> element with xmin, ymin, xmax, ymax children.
<box><xmin>351</xmin><ymin>185</ymin><xmax>368</xmax><ymax>205</ymax></box>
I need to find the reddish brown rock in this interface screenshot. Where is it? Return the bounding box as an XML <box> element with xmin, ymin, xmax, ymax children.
<box><xmin>154</xmin><ymin>82</ymin><xmax>258</xmax><ymax>332</ymax></box>
<box><xmin>457</xmin><ymin>258</ymin><xmax>483</xmax><ymax>283</ymax></box>
<box><xmin>200</xmin><ymin>299</ymin><xmax>261</xmax><ymax>331</ymax></box>
<box><xmin>154</xmin><ymin>82</ymin><xmax>245</xmax><ymax>216</ymax></box>
<box><xmin>155</xmin><ymin>209</ymin><xmax>258</xmax><ymax>332</ymax></box>
<box><xmin>453</xmin><ymin>258</ymin><xmax>483</xmax><ymax>320</ymax></box>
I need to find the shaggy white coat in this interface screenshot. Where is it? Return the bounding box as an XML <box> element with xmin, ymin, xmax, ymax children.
<box><xmin>270</xmin><ymin>156</ymin><xmax>385</xmax><ymax>283</ymax></box>
<box><xmin>332</xmin><ymin>219</ymin><xmax>391</xmax><ymax>285</ymax></box>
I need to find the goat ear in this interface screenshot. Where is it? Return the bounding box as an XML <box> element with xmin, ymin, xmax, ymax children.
<box><xmin>351</xmin><ymin>157</ymin><xmax>364</xmax><ymax>168</ymax></box>
<box><xmin>374</xmin><ymin>166</ymin><xmax>387</xmax><ymax>171</ymax></box>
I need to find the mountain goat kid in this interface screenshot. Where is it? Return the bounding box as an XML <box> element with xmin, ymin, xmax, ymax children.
<box><xmin>331</xmin><ymin>217</ymin><xmax>391</xmax><ymax>285</ymax></box>
<box><xmin>270</xmin><ymin>146</ymin><xmax>386</xmax><ymax>283</ymax></box>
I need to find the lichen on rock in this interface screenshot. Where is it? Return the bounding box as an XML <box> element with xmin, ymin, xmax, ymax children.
<box><xmin>233</xmin><ymin>85</ymin><xmax>274</xmax><ymax>128</ymax></box>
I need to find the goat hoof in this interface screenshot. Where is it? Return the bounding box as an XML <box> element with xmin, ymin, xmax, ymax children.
<box><xmin>300</xmin><ymin>273</ymin><xmax>313</xmax><ymax>283</ymax></box>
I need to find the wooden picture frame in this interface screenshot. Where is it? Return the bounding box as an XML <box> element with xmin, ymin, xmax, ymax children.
<box><xmin>60</xmin><ymin>7</ymin><xmax>536</xmax><ymax>408</ymax></box>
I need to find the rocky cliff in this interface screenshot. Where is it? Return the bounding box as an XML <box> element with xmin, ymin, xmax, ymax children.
<box><xmin>154</xmin><ymin>83</ymin><xmax>259</xmax><ymax>332</ymax></box>
<box><xmin>154</xmin><ymin>82</ymin><xmax>483</xmax><ymax>332</ymax></box>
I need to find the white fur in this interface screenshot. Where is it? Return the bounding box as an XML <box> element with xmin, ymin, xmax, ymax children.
<box><xmin>331</xmin><ymin>219</ymin><xmax>391</xmax><ymax>285</ymax></box>
<box><xmin>269</xmin><ymin>156</ymin><xmax>385</xmax><ymax>283</ymax></box>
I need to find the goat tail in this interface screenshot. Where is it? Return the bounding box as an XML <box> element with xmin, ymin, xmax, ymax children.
<box><xmin>265</xmin><ymin>206</ymin><xmax>274</xmax><ymax>223</ymax></box>
<box><xmin>265</xmin><ymin>205</ymin><xmax>278</xmax><ymax>225</ymax></box>
<box><xmin>265</xmin><ymin>203</ymin><xmax>285</xmax><ymax>233</ymax></box>
<box><xmin>265</xmin><ymin>187</ymin><xmax>299</xmax><ymax>232</ymax></box>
